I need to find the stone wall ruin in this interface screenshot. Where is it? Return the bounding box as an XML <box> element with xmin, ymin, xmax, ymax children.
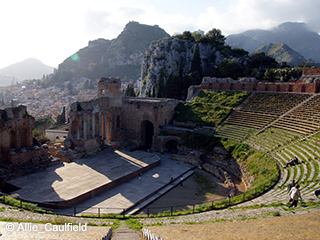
<box><xmin>0</xmin><ymin>105</ymin><xmax>52</xmax><ymax>188</ymax></box>
<box><xmin>63</xmin><ymin>77</ymin><xmax>179</xmax><ymax>156</ymax></box>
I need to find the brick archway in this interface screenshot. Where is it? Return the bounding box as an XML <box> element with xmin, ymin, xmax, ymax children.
<box><xmin>165</xmin><ymin>139</ymin><xmax>178</xmax><ymax>153</ymax></box>
<box><xmin>141</xmin><ymin>120</ymin><xmax>154</xmax><ymax>150</ymax></box>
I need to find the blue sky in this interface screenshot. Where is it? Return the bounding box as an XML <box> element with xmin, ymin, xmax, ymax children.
<box><xmin>0</xmin><ymin>0</ymin><xmax>319</xmax><ymax>69</ymax></box>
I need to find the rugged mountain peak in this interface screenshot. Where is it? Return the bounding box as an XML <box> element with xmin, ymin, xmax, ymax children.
<box><xmin>271</xmin><ymin>22</ymin><xmax>309</xmax><ymax>33</ymax></box>
<box><xmin>51</xmin><ymin>22</ymin><xmax>170</xmax><ymax>84</ymax></box>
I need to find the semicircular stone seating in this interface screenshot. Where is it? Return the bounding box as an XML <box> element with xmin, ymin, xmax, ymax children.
<box><xmin>215</xmin><ymin>92</ymin><xmax>320</xmax><ymax>207</ymax></box>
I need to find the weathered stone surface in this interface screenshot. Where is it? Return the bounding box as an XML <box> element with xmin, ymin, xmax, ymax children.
<box><xmin>203</xmin><ymin>163</ymin><xmax>225</xmax><ymax>181</ymax></box>
<box><xmin>64</xmin><ymin>139</ymin><xmax>72</xmax><ymax>149</ymax></box>
<box><xmin>171</xmin><ymin>152</ymin><xmax>203</xmax><ymax>167</ymax></box>
<box><xmin>75</xmin><ymin>146</ymin><xmax>85</xmax><ymax>152</ymax></box>
<box><xmin>57</xmin><ymin>149</ymin><xmax>85</xmax><ymax>161</ymax></box>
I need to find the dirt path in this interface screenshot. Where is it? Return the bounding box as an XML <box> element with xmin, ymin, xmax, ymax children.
<box><xmin>145</xmin><ymin>209</ymin><xmax>320</xmax><ymax>240</ymax></box>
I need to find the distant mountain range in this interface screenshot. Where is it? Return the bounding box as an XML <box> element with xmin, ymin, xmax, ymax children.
<box><xmin>1</xmin><ymin>21</ymin><xmax>319</xmax><ymax>87</ymax></box>
<box><xmin>226</xmin><ymin>22</ymin><xmax>320</xmax><ymax>63</ymax></box>
<box><xmin>0</xmin><ymin>58</ymin><xmax>54</xmax><ymax>86</ymax></box>
<box><xmin>254</xmin><ymin>43</ymin><xmax>307</xmax><ymax>65</ymax></box>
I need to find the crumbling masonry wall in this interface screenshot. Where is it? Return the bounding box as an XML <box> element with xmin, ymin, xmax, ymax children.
<box><xmin>0</xmin><ymin>106</ymin><xmax>49</xmax><ymax>165</ymax></box>
<box><xmin>64</xmin><ymin>78</ymin><xmax>179</xmax><ymax>154</ymax></box>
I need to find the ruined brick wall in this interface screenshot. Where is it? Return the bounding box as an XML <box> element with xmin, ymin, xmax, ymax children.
<box><xmin>66</xmin><ymin>78</ymin><xmax>179</xmax><ymax>152</ymax></box>
<box><xmin>97</xmin><ymin>77</ymin><xmax>121</xmax><ymax>98</ymax></box>
<box><xmin>257</xmin><ymin>82</ymin><xmax>318</xmax><ymax>93</ymax></box>
<box><xmin>122</xmin><ymin>98</ymin><xmax>179</xmax><ymax>146</ymax></box>
<box><xmin>303</xmin><ymin>67</ymin><xmax>320</xmax><ymax>76</ymax></box>
<box><xmin>0</xmin><ymin>105</ymin><xmax>48</xmax><ymax>165</ymax></box>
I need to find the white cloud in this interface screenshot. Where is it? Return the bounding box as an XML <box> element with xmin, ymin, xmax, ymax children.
<box><xmin>197</xmin><ymin>0</ymin><xmax>320</xmax><ymax>35</ymax></box>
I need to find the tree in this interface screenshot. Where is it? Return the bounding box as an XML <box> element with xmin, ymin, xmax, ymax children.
<box><xmin>125</xmin><ymin>84</ymin><xmax>135</xmax><ymax>97</ymax></box>
<box><xmin>67</xmin><ymin>82</ymin><xmax>73</xmax><ymax>95</ymax></box>
<box><xmin>152</xmin><ymin>85</ymin><xmax>156</xmax><ymax>98</ymax></box>
<box><xmin>156</xmin><ymin>68</ymin><xmax>165</xmax><ymax>98</ymax></box>
<box><xmin>165</xmin><ymin>70</ymin><xmax>182</xmax><ymax>99</ymax></box>
<box><xmin>218</xmin><ymin>59</ymin><xmax>244</xmax><ymax>79</ymax></box>
<box><xmin>185</xmin><ymin>71</ymin><xmax>202</xmax><ymax>89</ymax></box>
<box><xmin>57</xmin><ymin>106</ymin><xmax>66</xmax><ymax>125</ymax></box>
<box><xmin>201</xmin><ymin>28</ymin><xmax>226</xmax><ymax>46</ymax></box>
<box><xmin>249</xmin><ymin>52</ymin><xmax>278</xmax><ymax>69</ymax></box>
<box><xmin>264</xmin><ymin>68</ymin><xmax>277</xmax><ymax>81</ymax></box>
<box><xmin>190</xmin><ymin>42</ymin><xmax>202</xmax><ymax>76</ymax></box>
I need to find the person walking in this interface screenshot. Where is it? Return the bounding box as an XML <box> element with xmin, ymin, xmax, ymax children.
<box><xmin>315</xmin><ymin>183</ymin><xmax>320</xmax><ymax>197</ymax></box>
<box><xmin>288</xmin><ymin>184</ymin><xmax>302</xmax><ymax>208</ymax></box>
<box><xmin>179</xmin><ymin>175</ymin><xmax>183</xmax><ymax>186</ymax></box>
<box><xmin>287</xmin><ymin>179</ymin><xmax>295</xmax><ymax>193</ymax></box>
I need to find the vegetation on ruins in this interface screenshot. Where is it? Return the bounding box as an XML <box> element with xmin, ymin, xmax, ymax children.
<box><xmin>179</xmin><ymin>131</ymin><xmax>278</xmax><ymax>188</ymax></box>
<box><xmin>32</xmin><ymin>115</ymin><xmax>55</xmax><ymax>144</ymax></box>
<box><xmin>174</xmin><ymin>90</ymin><xmax>250</xmax><ymax>126</ymax></box>
<box><xmin>124</xmin><ymin>84</ymin><xmax>136</xmax><ymax>97</ymax></box>
<box><xmin>221</xmin><ymin>140</ymin><xmax>279</xmax><ymax>188</ymax></box>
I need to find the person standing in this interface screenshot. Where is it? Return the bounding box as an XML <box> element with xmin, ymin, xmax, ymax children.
<box><xmin>315</xmin><ymin>183</ymin><xmax>320</xmax><ymax>197</ymax></box>
<box><xmin>287</xmin><ymin>179</ymin><xmax>295</xmax><ymax>193</ymax></box>
<box><xmin>288</xmin><ymin>184</ymin><xmax>302</xmax><ymax>208</ymax></box>
<box><xmin>179</xmin><ymin>175</ymin><xmax>183</xmax><ymax>186</ymax></box>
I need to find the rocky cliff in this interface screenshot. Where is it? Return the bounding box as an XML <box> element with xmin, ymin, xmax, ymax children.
<box><xmin>138</xmin><ymin>38</ymin><xmax>228</xmax><ymax>96</ymax></box>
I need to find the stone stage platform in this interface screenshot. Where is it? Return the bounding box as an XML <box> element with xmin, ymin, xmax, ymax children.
<box><xmin>7</xmin><ymin>150</ymin><xmax>162</xmax><ymax>208</ymax></box>
<box><xmin>55</xmin><ymin>153</ymin><xmax>194</xmax><ymax>216</ymax></box>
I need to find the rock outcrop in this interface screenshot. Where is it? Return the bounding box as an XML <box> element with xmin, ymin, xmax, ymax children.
<box><xmin>139</xmin><ymin>38</ymin><xmax>227</xmax><ymax>96</ymax></box>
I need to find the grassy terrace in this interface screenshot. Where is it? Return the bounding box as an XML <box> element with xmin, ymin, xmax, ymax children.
<box><xmin>175</xmin><ymin>90</ymin><xmax>251</xmax><ymax>127</ymax></box>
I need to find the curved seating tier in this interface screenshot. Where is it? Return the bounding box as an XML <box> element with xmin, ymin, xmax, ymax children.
<box><xmin>213</xmin><ymin>92</ymin><xmax>320</xmax><ymax>207</ymax></box>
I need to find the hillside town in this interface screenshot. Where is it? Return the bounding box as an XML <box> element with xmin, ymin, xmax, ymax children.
<box><xmin>0</xmin><ymin>78</ymin><xmax>142</xmax><ymax>121</ymax></box>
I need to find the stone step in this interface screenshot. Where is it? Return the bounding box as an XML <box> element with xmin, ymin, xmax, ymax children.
<box><xmin>112</xmin><ymin>224</ymin><xmax>142</xmax><ymax>240</ymax></box>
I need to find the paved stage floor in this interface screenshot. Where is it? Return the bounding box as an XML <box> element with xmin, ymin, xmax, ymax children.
<box><xmin>55</xmin><ymin>153</ymin><xmax>193</xmax><ymax>216</ymax></box>
<box><xmin>8</xmin><ymin>150</ymin><xmax>160</xmax><ymax>204</ymax></box>
<box><xmin>7</xmin><ymin>150</ymin><xmax>194</xmax><ymax>215</ymax></box>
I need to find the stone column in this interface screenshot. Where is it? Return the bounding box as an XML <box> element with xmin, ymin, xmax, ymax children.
<box><xmin>99</xmin><ymin>111</ymin><xmax>102</xmax><ymax>137</ymax></box>
<box><xmin>16</xmin><ymin>119</ymin><xmax>20</xmax><ymax>149</ymax></box>
<box><xmin>76</xmin><ymin>114</ymin><xmax>80</xmax><ymax>140</ymax></box>
<box><xmin>103</xmin><ymin>112</ymin><xmax>107</xmax><ymax>140</ymax></box>
<box><xmin>83</xmin><ymin>113</ymin><xmax>87</xmax><ymax>140</ymax></box>
<box><xmin>0</xmin><ymin>114</ymin><xmax>2</xmax><ymax>156</ymax></box>
<box><xmin>92</xmin><ymin>113</ymin><xmax>95</xmax><ymax>138</ymax></box>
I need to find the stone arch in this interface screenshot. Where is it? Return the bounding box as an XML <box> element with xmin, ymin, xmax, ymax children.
<box><xmin>265</xmin><ymin>84</ymin><xmax>269</xmax><ymax>91</ymax></box>
<box><xmin>9</xmin><ymin>130</ymin><xmax>16</xmax><ymax>149</ymax></box>
<box><xmin>200</xmin><ymin>154</ymin><xmax>210</xmax><ymax>163</ymax></box>
<box><xmin>100</xmin><ymin>113</ymin><xmax>112</xmax><ymax>143</ymax></box>
<box><xmin>289</xmin><ymin>85</ymin><xmax>293</xmax><ymax>92</ymax></box>
<box><xmin>117</xmin><ymin>115</ymin><xmax>120</xmax><ymax>128</ymax></box>
<box><xmin>276</xmin><ymin>85</ymin><xmax>281</xmax><ymax>92</ymax></box>
<box><xmin>20</xmin><ymin>128</ymin><xmax>28</xmax><ymax>148</ymax></box>
<box><xmin>209</xmin><ymin>83</ymin><xmax>213</xmax><ymax>89</ymax></box>
<box><xmin>165</xmin><ymin>139</ymin><xmax>178</xmax><ymax>153</ymax></box>
<box><xmin>301</xmin><ymin>85</ymin><xmax>306</xmax><ymax>93</ymax></box>
<box><xmin>70</xmin><ymin>119</ymin><xmax>79</xmax><ymax>138</ymax></box>
<box><xmin>93</xmin><ymin>112</ymin><xmax>100</xmax><ymax>137</ymax></box>
<box><xmin>141</xmin><ymin>120</ymin><xmax>154</xmax><ymax>150</ymax></box>
<box><xmin>230</xmin><ymin>83</ymin><xmax>234</xmax><ymax>90</ymax></box>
